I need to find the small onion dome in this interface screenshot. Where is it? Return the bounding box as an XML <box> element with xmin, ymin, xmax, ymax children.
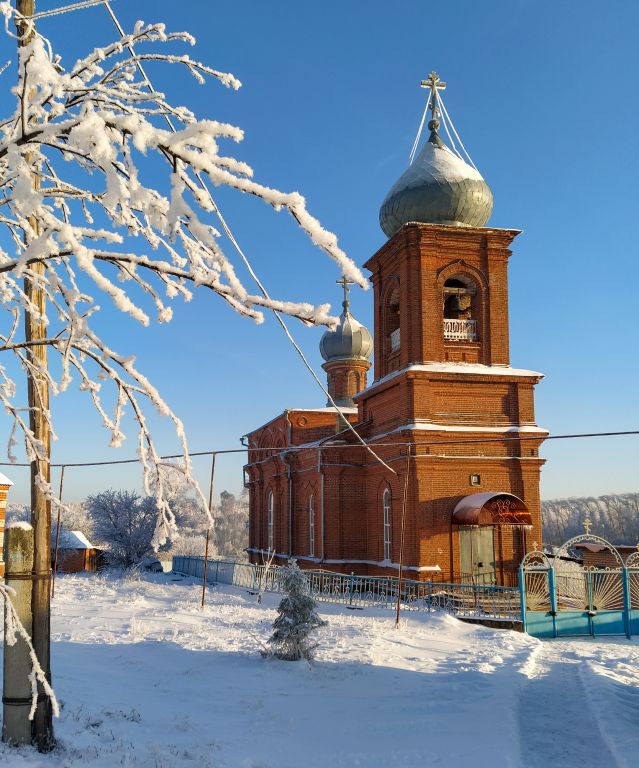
<box><xmin>320</xmin><ymin>300</ymin><xmax>373</xmax><ymax>363</ymax></box>
<box><xmin>379</xmin><ymin>122</ymin><xmax>493</xmax><ymax>238</ymax></box>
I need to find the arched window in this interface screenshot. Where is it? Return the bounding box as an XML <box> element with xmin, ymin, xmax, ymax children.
<box><xmin>383</xmin><ymin>489</ymin><xmax>392</xmax><ymax>561</ymax></box>
<box><xmin>267</xmin><ymin>490</ymin><xmax>274</xmax><ymax>551</ymax></box>
<box><xmin>309</xmin><ymin>494</ymin><xmax>315</xmax><ymax>557</ymax></box>
<box><xmin>384</xmin><ymin>285</ymin><xmax>401</xmax><ymax>354</ymax></box>
<box><xmin>443</xmin><ymin>276</ymin><xmax>478</xmax><ymax>341</ymax></box>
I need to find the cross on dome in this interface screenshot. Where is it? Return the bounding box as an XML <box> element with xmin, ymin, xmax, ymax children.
<box><xmin>379</xmin><ymin>70</ymin><xmax>493</xmax><ymax>236</ymax></box>
<box><xmin>336</xmin><ymin>276</ymin><xmax>354</xmax><ymax>311</ymax></box>
<box><xmin>583</xmin><ymin>517</ymin><xmax>592</xmax><ymax>535</ymax></box>
<box><xmin>420</xmin><ymin>70</ymin><xmax>446</xmax><ymax>131</ymax></box>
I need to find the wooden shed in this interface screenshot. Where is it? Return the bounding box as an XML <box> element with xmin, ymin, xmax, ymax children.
<box><xmin>52</xmin><ymin>530</ymin><xmax>102</xmax><ymax>573</ymax></box>
<box><xmin>574</xmin><ymin>542</ymin><xmax>637</xmax><ymax>569</ymax></box>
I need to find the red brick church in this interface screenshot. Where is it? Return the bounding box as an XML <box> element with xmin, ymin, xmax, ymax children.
<box><xmin>244</xmin><ymin>73</ymin><xmax>546</xmax><ymax>586</ymax></box>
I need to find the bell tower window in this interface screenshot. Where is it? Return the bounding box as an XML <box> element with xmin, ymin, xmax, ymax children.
<box><xmin>383</xmin><ymin>284</ymin><xmax>401</xmax><ymax>373</ymax></box>
<box><xmin>443</xmin><ymin>277</ymin><xmax>477</xmax><ymax>342</ymax></box>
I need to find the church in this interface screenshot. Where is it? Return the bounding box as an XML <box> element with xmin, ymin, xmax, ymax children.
<box><xmin>243</xmin><ymin>73</ymin><xmax>547</xmax><ymax>586</ymax></box>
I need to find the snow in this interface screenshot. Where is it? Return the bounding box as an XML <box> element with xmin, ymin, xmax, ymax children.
<box><xmin>0</xmin><ymin>471</ymin><xmax>14</xmax><ymax>487</ymax></box>
<box><xmin>247</xmin><ymin>549</ymin><xmax>442</xmax><ymax>572</ymax></box>
<box><xmin>1</xmin><ymin>572</ymin><xmax>639</xmax><ymax>767</ymax></box>
<box><xmin>370</xmin><ymin>362</ymin><xmax>545</xmax><ymax>390</ymax></box>
<box><xmin>53</xmin><ymin>530</ymin><xmax>95</xmax><ymax>550</ymax></box>
<box><xmin>6</xmin><ymin>520</ymin><xmax>32</xmax><ymax>530</ymax></box>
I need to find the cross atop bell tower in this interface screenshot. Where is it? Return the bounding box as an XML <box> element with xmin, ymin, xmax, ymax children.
<box><xmin>420</xmin><ymin>70</ymin><xmax>446</xmax><ymax>142</ymax></box>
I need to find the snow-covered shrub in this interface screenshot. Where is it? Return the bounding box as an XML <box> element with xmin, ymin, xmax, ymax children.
<box><xmin>266</xmin><ymin>559</ymin><xmax>325</xmax><ymax>661</ymax></box>
<box><xmin>87</xmin><ymin>490</ymin><xmax>158</xmax><ymax>568</ymax></box>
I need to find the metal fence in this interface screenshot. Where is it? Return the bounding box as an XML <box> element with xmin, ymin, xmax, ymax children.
<box><xmin>172</xmin><ymin>556</ymin><xmax>521</xmax><ymax>622</ymax></box>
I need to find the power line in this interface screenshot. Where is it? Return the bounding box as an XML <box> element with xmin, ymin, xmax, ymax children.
<box><xmin>0</xmin><ymin>429</ymin><xmax>636</xmax><ymax>469</ymax></box>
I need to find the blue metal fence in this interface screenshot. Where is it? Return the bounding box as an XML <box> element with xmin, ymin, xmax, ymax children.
<box><xmin>520</xmin><ymin>534</ymin><xmax>639</xmax><ymax>639</ymax></box>
<box><xmin>172</xmin><ymin>556</ymin><xmax>521</xmax><ymax>622</ymax></box>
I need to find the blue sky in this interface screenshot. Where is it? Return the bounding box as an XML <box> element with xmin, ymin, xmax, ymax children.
<box><xmin>2</xmin><ymin>0</ymin><xmax>638</xmax><ymax>504</ymax></box>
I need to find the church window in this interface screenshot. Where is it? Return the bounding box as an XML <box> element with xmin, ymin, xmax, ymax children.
<box><xmin>443</xmin><ymin>277</ymin><xmax>477</xmax><ymax>341</ymax></box>
<box><xmin>383</xmin><ymin>489</ymin><xmax>392</xmax><ymax>561</ymax></box>
<box><xmin>384</xmin><ymin>286</ymin><xmax>401</xmax><ymax>354</ymax></box>
<box><xmin>267</xmin><ymin>490</ymin><xmax>274</xmax><ymax>551</ymax></box>
<box><xmin>309</xmin><ymin>494</ymin><xmax>315</xmax><ymax>557</ymax></box>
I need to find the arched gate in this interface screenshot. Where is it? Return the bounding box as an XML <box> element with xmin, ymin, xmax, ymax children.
<box><xmin>520</xmin><ymin>534</ymin><xmax>639</xmax><ymax>638</ymax></box>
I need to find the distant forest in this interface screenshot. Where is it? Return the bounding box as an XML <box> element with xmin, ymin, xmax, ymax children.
<box><xmin>542</xmin><ymin>492</ymin><xmax>639</xmax><ymax>546</ymax></box>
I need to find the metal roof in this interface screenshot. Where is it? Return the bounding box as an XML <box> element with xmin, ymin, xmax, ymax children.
<box><xmin>452</xmin><ymin>492</ymin><xmax>532</xmax><ymax>526</ymax></box>
<box><xmin>379</xmin><ymin>133</ymin><xmax>493</xmax><ymax>238</ymax></box>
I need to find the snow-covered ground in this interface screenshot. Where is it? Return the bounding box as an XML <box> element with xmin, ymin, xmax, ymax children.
<box><xmin>1</xmin><ymin>572</ymin><xmax>638</xmax><ymax>767</ymax></box>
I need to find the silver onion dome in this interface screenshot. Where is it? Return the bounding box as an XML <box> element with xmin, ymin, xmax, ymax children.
<box><xmin>320</xmin><ymin>290</ymin><xmax>373</xmax><ymax>363</ymax></box>
<box><xmin>379</xmin><ymin>72</ymin><xmax>493</xmax><ymax>238</ymax></box>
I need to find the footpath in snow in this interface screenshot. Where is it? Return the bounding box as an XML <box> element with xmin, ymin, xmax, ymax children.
<box><xmin>0</xmin><ymin>571</ymin><xmax>638</xmax><ymax>767</ymax></box>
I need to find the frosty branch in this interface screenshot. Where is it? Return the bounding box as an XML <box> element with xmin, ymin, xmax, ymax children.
<box><xmin>0</xmin><ymin>7</ymin><xmax>366</xmax><ymax>545</ymax></box>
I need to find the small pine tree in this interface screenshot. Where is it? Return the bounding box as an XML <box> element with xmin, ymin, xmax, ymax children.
<box><xmin>266</xmin><ymin>559</ymin><xmax>326</xmax><ymax>661</ymax></box>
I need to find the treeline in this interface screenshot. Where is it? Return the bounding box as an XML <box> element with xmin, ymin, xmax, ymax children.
<box><xmin>542</xmin><ymin>492</ymin><xmax>639</xmax><ymax>545</ymax></box>
<box><xmin>6</xmin><ymin>475</ymin><xmax>249</xmax><ymax>568</ymax></box>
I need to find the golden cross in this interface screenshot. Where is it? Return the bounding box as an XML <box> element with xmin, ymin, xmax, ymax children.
<box><xmin>420</xmin><ymin>70</ymin><xmax>446</xmax><ymax>123</ymax></box>
<box><xmin>532</xmin><ymin>541</ymin><xmax>538</xmax><ymax>551</ymax></box>
<box><xmin>583</xmin><ymin>517</ymin><xmax>592</xmax><ymax>535</ymax></box>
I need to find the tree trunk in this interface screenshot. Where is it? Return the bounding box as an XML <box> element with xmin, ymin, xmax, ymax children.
<box><xmin>16</xmin><ymin>0</ymin><xmax>54</xmax><ymax>751</ymax></box>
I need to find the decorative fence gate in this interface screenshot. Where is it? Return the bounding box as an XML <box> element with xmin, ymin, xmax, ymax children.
<box><xmin>520</xmin><ymin>534</ymin><xmax>639</xmax><ymax>639</ymax></box>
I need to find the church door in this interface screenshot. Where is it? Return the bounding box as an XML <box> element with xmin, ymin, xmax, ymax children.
<box><xmin>459</xmin><ymin>527</ymin><xmax>496</xmax><ymax>585</ymax></box>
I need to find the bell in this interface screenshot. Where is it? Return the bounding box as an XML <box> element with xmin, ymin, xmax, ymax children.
<box><xmin>451</xmin><ymin>294</ymin><xmax>465</xmax><ymax>311</ymax></box>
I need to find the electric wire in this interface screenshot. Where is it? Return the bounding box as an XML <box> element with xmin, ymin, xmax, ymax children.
<box><xmin>20</xmin><ymin>0</ymin><xmax>109</xmax><ymax>20</ymax></box>
<box><xmin>409</xmin><ymin>92</ymin><xmax>431</xmax><ymax>164</ymax></box>
<box><xmin>102</xmin><ymin>2</ymin><xmax>396</xmax><ymax>476</ymax></box>
<box><xmin>0</xmin><ymin>429</ymin><xmax>636</xmax><ymax>468</ymax></box>
<box><xmin>438</xmin><ymin>91</ymin><xmax>478</xmax><ymax>170</ymax></box>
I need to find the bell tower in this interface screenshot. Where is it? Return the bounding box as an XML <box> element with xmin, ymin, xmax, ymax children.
<box><xmin>354</xmin><ymin>72</ymin><xmax>546</xmax><ymax>585</ymax></box>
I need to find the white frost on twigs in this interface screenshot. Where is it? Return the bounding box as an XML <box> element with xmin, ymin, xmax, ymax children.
<box><xmin>0</xmin><ymin>7</ymin><xmax>364</xmax><ymax>543</ymax></box>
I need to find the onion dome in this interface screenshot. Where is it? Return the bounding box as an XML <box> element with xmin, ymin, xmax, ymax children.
<box><xmin>379</xmin><ymin>72</ymin><xmax>493</xmax><ymax>238</ymax></box>
<box><xmin>320</xmin><ymin>280</ymin><xmax>373</xmax><ymax>363</ymax></box>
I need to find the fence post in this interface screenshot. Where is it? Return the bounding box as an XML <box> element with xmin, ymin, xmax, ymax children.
<box><xmin>427</xmin><ymin>581</ymin><xmax>432</xmax><ymax>612</ymax></box>
<box><xmin>622</xmin><ymin>567</ymin><xmax>631</xmax><ymax>639</ymax></box>
<box><xmin>518</xmin><ymin>565</ymin><xmax>527</xmax><ymax>633</ymax></box>
<box><xmin>348</xmin><ymin>571</ymin><xmax>355</xmax><ymax>607</ymax></box>
<box><xmin>548</xmin><ymin>567</ymin><xmax>558</xmax><ymax>638</ymax></box>
<box><xmin>2</xmin><ymin>524</ymin><xmax>35</xmax><ymax>746</ymax></box>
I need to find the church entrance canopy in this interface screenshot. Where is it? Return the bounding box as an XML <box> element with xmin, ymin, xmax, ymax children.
<box><xmin>452</xmin><ymin>492</ymin><xmax>532</xmax><ymax>526</ymax></box>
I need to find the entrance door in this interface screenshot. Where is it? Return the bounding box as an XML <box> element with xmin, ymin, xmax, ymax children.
<box><xmin>459</xmin><ymin>527</ymin><xmax>496</xmax><ymax>585</ymax></box>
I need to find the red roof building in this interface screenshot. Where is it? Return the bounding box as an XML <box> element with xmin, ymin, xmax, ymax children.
<box><xmin>244</xmin><ymin>76</ymin><xmax>546</xmax><ymax>586</ymax></box>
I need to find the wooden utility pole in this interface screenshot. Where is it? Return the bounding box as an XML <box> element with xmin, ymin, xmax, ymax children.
<box><xmin>16</xmin><ymin>0</ymin><xmax>54</xmax><ymax>750</ymax></box>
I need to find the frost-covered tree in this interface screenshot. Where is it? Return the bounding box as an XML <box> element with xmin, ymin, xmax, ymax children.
<box><xmin>266</xmin><ymin>558</ymin><xmax>325</xmax><ymax>661</ymax></box>
<box><xmin>0</xmin><ymin>5</ymin><xmax>365</xmax><ymax>539</ymax></box>
<box><xmin>542</xmin><ymin>491</ymin><xmax>639</xmax><ymax>546</ymax></box>
<box><xmin>214</xmin><ymin>489</ymin><xmax>248</xmax><ymax>558</ymax></box>
<box><xmin>0</xmin><ymin>2</ymin><xmax>365</xmax><ymax>743</ymax></box>
<box><xmin>86</xmin><ymin>489</ymin><xmax>157</xmax><ymax>568</ymax></box>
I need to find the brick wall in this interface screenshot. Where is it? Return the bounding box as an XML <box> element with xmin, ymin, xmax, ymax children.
<box><xmin>245</xmin><ymin>222</ymin><xmax>546</xmax><ymax>584</ymax></box>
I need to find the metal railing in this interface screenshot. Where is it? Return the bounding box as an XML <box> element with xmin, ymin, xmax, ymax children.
<box><xmin>443</xmin><ymin>318</ymin><xmax>476</xmax><ymax>341</ymax></box>
<box><xmin>172</xmin><ymin>556</ymin><xmax>521</xmax><ymax>622</ymax></box>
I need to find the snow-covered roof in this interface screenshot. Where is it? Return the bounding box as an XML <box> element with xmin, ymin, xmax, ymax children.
<box><xmin>291</xmin><ymin>407</ymin><xmax>358</xmax><ymax>414</ymax></box>
<box><xmin>54</xmin><ymin>530</ymin><xmax>95</xmax><ymax>550</ymax></box>
<box><xmin>364</xmin><ymin>362</ymin><xmax>544</xmax><ymax>393</ymax></box>
<box><xmin>0</xmin><ymin>471</ymin><xmax>14</xmax><ymax>487</ymax></box>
